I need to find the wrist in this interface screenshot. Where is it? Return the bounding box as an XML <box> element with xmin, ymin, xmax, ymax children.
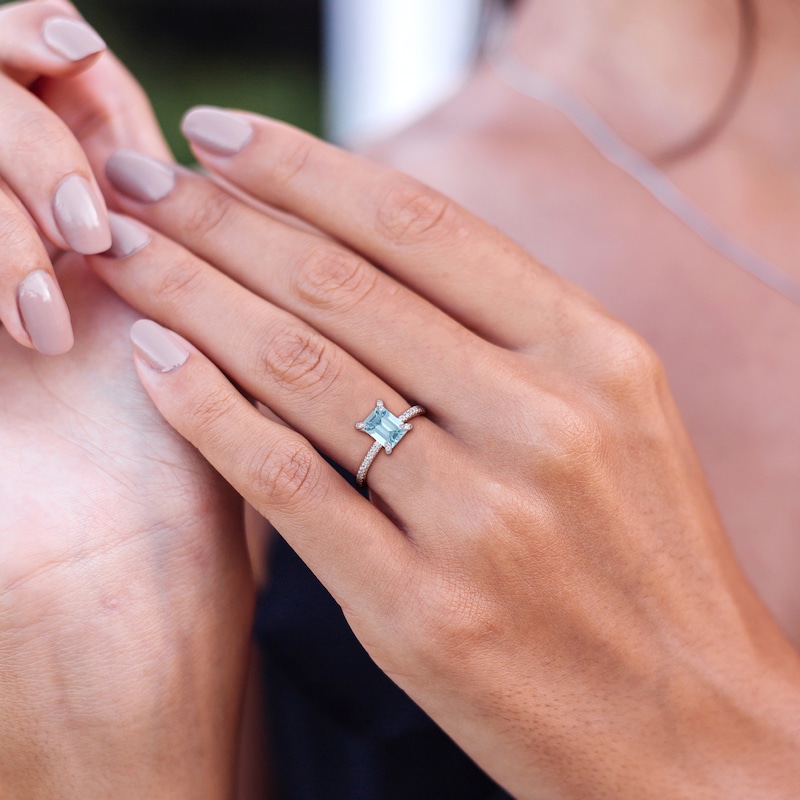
<box><xmin>640</xmin><ymin>619</ymin><xmax>800</xmax><ymax>799</ymax></box>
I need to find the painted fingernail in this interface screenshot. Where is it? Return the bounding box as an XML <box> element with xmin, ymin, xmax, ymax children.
<box><xmin>52</xmin><ymin>175</ymin><xmax>112</xmax><ymax>254</ymax></box>
<box><xmin>18</xmin><ymin>270</ymin><xmax>74</xmax><ymax>356</ymax></box>
<box><xmin>106</xmin><ymin>150</ymin><xmax>177</xmax><ymax>203</ymax></box>
<box><xmin>42</xmin><ymin>17</ymin><xmax>106</xmax><ymax>62</ymax></box>
<box><xmin>181</xmin><ymin>107</ymin><xmax>254</xmax><ymax>156</ymax></box>
<box><xmin>130</xmin><ymin>320</ymin><xmax>190</xmax><ymax>373</ymax></box>
<box><xmin>106</xmin><ymin>213</ymin><xmax>151</xmax><ymax>258</ymax></box>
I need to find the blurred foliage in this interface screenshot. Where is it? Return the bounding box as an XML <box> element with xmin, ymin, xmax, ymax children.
<box><xmin>73</xmin><ymin>0</ymin><xmax>321</xmax><ymax>164</ymax></box>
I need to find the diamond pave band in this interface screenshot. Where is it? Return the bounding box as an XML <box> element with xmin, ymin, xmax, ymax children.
<box><xmin>355</xmin><ymin>400</ymin><xmax>425</xmax><ymax>488</ymax></box>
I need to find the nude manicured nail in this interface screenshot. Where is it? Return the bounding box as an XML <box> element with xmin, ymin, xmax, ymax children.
<box><xmin>106</xmin><ymin>150</ymin><xmax>177</xmax><ymax>203</ymax></box>
<box><xmin>18</xmin><ymin>270</ymin><xmax>74</xmax><ymax>356</ymax></box>
<box><xmin>43</xmin><ymin>17</ymin><xmax>106</xmax><ymax>61</ymax></box>
<box><xmin>52</xmin><ymin>175</ymin><xmax>112</xmax><ymax>254</ymax></box>
<box><xmin>181</xmin><ymin>107</ymin><xmax>254</xmax><ymax>156</ymax></box>
<box><xmin>106</xmin><ymin>213</ymin><xmax>151</xmax><ymax>258</ymax></box>
<box><xmin>130</xmin><ymin>320</ymin><xmax>190</xmax><ymax>373</ymax></box>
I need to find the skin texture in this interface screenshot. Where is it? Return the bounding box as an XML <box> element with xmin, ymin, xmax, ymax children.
<box><xmin>0</xmin><ymin>256</ymin><xmax>254</xmax><ymax>798</ymax></box>
<box><xmin>90</xmin><ymin>113</ymin><xmax>800</xmax><ymax>798</ymax></box>
<box><xmin>0</xmin><ymin>2</ymin><xmax>255</xmax><ymax>797</ymax></box>
<box><xmin>1</xmin><ymin>0</ymin><xmax>800</xmax><ymax>796</ymax></box>
<box><xmin>369</xmin><ymin>0</ymin><xmax>800</xmax><ymax>648</ymax></box>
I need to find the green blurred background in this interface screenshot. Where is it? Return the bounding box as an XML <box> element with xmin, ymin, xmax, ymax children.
<box><xmin>73</xmin><ymin>0</ymin><xmax>322</xmax><ymax>164</ymax></box>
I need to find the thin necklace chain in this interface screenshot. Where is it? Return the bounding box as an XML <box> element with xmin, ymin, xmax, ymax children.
<box><xmin>485</xmin><ymin>12</ymin><xmax>800</xmax><ymax>306</ymax></box>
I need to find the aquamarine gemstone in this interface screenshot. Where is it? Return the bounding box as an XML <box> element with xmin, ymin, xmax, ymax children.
<box><xmin>360</xmin><ymin>404</ymin><xmax>408</xmax><ymax>450</ymax></box>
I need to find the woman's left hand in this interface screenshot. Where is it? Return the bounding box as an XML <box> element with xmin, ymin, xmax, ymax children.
<box><xmin>91</xmin><ymin>110</ymin><xmax>800</xmax><ymax>799</ymax></box>
<box><xmin>0</xmin><ymin>255</ymin><xmax>253</xmax><ymax>798</ymax></box>
<box><xmin>0</xmin><ymin>0</ymin><xmax>170</xmax><ymax>354</ymax></box>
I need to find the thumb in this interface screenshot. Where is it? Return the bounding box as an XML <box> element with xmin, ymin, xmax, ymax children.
<box><xmin>0</xmin><ymin>0</ymin><xmax>106</xmax><ymax>85</ymax></box>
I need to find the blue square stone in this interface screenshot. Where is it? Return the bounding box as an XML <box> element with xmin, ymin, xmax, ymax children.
<box><xmin>360</xmin><ymin>404</ymin><xmax>408</xmax><ymax>450</ymax></box>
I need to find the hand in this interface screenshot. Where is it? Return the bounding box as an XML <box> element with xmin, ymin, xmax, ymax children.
<box><xmin>0</xmin><ymin>10</ymin><xmax>249</xmax><ymax>796</ymax></box>
<box><xmin>0</xmin><ymin>255</ymin><xmax>253</xmax><ymax>799</ymax></box>
<box><xmin>91</xmin><ymin>110</ymin><xmax>800</xmax><ymax>798</ymax></box>
<box><xmin>0</xmin><ymin>0</ymin><xmax>169</xmax><ymax>355</ymax></box>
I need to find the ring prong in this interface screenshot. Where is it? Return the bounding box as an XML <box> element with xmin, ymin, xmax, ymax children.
<box><xmin>355</xmin><ymin>402</ymin><xmax>425</xmax><ymax>486</ymax></box>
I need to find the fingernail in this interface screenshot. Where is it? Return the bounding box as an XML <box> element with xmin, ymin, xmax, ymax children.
<box><xmin>106</xmin><ymin>150</ymin><xmax>177</xmax><ymax>204</ymax></box>
<box><xmin>43</xmin><ymin>17</ymin><xmax>106</xmax><ymax>61</ymax></box>
<box><xmin>181</xmin><ymin>107</ymin><xmax>254</xmax><ymax>156</ymax></box>
<box><xmin>130</xmin><ymin>320</ymin><xmax>190</xmax><ymax>373</ymax></box>
<box><xmin>106</xmin><ymin>213</ymin><xmax>151</xmax><ymax>258</ymax></box>
<box><xmin>52</xmin><ymin>175</ymin><xmax>112</xmax><ymax>255</ymax></box>
<box><xmin>18</xmin><ymin>270</ymin><xmax>74</xmax><ymax>356</ymax></box>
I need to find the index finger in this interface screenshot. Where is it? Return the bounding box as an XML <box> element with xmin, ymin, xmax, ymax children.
<box><xmin>178</xmin><ymin>107</ymin><xmax>572</xmax><ymax>350</ymax></box>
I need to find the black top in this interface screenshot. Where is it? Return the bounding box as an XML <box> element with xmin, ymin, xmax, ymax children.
<box><xmin>255</xmin><ymin>530</ymin><xmax>514</xmax><ymax>800</ymax></box>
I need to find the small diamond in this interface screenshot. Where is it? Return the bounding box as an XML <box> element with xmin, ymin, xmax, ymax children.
<box><xmin>357</xmin><ymin>401</ymin><xmax>409</xmax><ymax>452</ymax></box>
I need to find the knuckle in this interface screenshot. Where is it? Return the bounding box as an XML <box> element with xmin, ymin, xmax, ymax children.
<box><xmin>185</xmin><ymin>385</ymin><xmax>239</xmax><ymax>441</ymax></box>
<box><xmin>549</xmin><ymin>400</ymin><xmax>605</xmax><ymax>464</ymax></box>
<box><xmin>64</xmin><ymin>100</ymin><xmax>118</xmax><ymax>144</ymax></box>
<box><xmin>258</xmin><ymin>325</ymin><xmax>342</xmax><ymax>397</ymax></box>
<box><xmin>0</xmin><ymin>210</ymin><xmax>37</xmax><ymax>251</ymax></box>
<box><xmin>7</xmin><ymin>109</ymin><xmax>73</xmax><ymax>156</ymax></box>
<box><xmin>525</xmin><ymin>391</ymin><xmax>606</xmax><ymax>479</ymax></box>
<box><xmin>602</xmin><ymin>326</ymin><xmax>664</xmax><ymax>396</ymax></box>
<box><xmin>293</xmin><ymin>244</ymin><xmax>377</xmax><ymax>312</ymax></box>
<box><xmin>66</xmin><ymin>81</ymin><xmax>151</xmax><ymax>145</ymax></box>
<box><xmin>375</xmin><ymin>179</ymin><xmax>464</xmax><ymax>247</ymax></box>
<box><xmin>246</xmin><ymin>437</ymin><xmax>320</xmax><ymax>509</ymax></box>
<box><xmin>180</xmin><ymin>189</ymin><xmax>236</xmax><ymax>241</ymax></box>
<box><xmin>269</xmin><ymin>134</ymin><xmax>314</xmax><ymax>188</ymax></box>
<box><xmin>152</xmin><ymin>256</ymin><xmax>206</xmax><ymax>308</ymax></box>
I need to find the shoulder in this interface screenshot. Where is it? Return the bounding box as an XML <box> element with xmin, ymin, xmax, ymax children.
<box><xmin>349</xmin><ymin>72</ymin><xmax>685</xmax><ymax>322</ymax></box>
<box><xmin>354</xmin><ymin>70</ymin><xmax>610</xmax><ymax>241</ymax></box>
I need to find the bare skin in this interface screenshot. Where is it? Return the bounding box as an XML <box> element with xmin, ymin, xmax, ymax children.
<box><xmin>1</xmin><ymin>0</ymin><xmax>799</xmax><ymax>797</ymax></box>
<box><xmin>370</xmin><ymin>0</ymin><xmax>800</xmax><ymax>647</ymax></box>
<box><xmin>0</xmin><ymin>3</ymin><xmax>255</xmax><ymax>796</ymax></box>
<box><xmin>88</xmin><ymin>108</ymin><xmax>800</xmax><ymax>797</ymax></box>
<box><xmin>0</xmin><ymin>257</ymin><xmax>254</xmax><ymax>799</ymax></box>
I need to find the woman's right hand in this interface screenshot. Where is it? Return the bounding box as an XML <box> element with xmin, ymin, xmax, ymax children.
<box><xmin>95</xmin><ymin>115</ymin><xmax>800</xmax><ymax>798</ymax></box>
<box><xmin>0</xmin><ymin>0</ymin><xmax>170</xmax><ymax>355</ymax></box>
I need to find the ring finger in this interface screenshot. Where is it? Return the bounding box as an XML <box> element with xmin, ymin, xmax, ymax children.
<box><xmin>128</xmin><ymin>322</ymin><xmax>417</xmax><ymax>631</ymax></box>
<box><xmin>103</xmin><ymin>150</ymin><xmax>498</xmax><ymax>425</ymax></box>
<box><xmin>89</xmin><ymin>217</ymin><xmax>459</xmax><ymax>529</ymax></box>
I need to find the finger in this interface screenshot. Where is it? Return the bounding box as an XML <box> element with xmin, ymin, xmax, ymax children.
<box><xmin>0</xmin><ymin>184</ymin><xmax>73</xmax><ymax>354</ymax></box>
<box><xmin>37</xmin><ymin>51</ymin><xmax>174</xmax><ymax>193</ymax></box>
<box><xmin>88</xmin><ymin>216</ymin><xmax>454</xmax><ymax>525</ymax></box>
<box><xmin>128</xmin><ymin>319</ymin><xmax>413</xmax><ymax>615</ymax></box>
<box><xmin>178</xmin><ymin>107</ymin><xmax>574</xmax><ymax>349</ymax></box>
<box><xmin>0</xmin><ymin>0</ymin><xmax>106</xmax><ymax>85</ymax></box>
<box><xmin>103</xmin><ymin>150</ymin><xmax>497</xmax><ymax>414</ymax></box>
<box><xmin>0</xmin><ymin>72</ymin><xmax>112</xmax><ymax>253</ymax></box>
